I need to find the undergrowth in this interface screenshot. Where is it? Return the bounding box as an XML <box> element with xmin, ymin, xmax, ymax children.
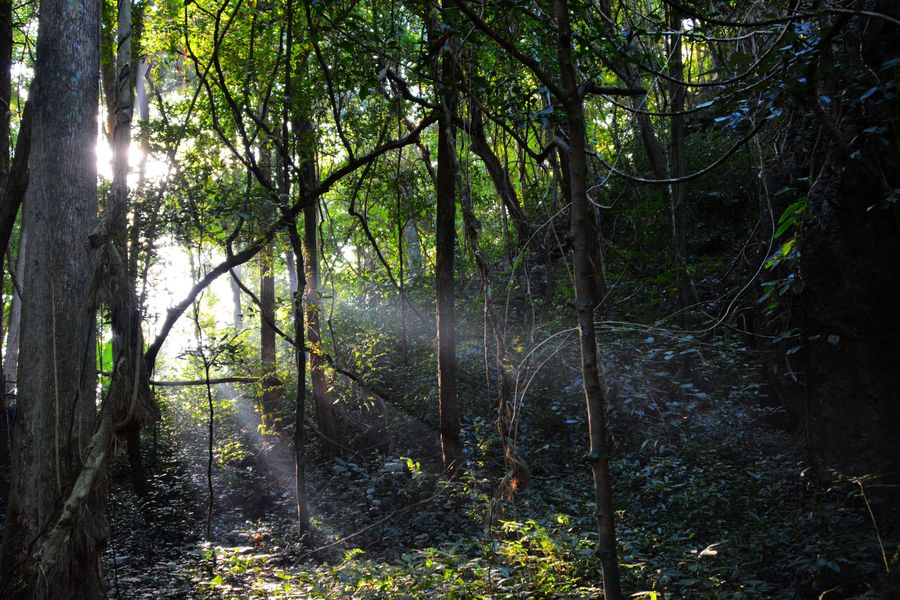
<box><xmin>101</xmin><ymin>311</ymin><xmax>895</xmax><ymax>599</ymax></box>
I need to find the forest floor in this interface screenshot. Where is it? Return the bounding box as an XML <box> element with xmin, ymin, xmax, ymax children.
<box><xmin>99</xmin><ymin>328</ymin><xmax>895</xmax><ymax>599</ymax></box>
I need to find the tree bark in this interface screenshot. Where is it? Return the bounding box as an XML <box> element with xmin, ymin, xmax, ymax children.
<box><xmin>553</xmin><ymin>1</ymin><xmax>623</xmax><ymax>598</ymax></box>
<box><xmin>429</xmin><ymin>1</ymin><xmax>462</xmax><ymax>474</ymax></box>
<box><xmin>467</xmin><ymin>102</ymin><xmax>531</xmax><ymax>249</ymax></box>
<box><xmin>667</xmin><ymin>5</ymin><xmax>691</xmax><ymax>340</ymax></box>
<box><xmin>304</xmin><ymin>200</ymin><xmax>338</xmax><ymax>454</ymax></box>
<box><xmin>287</xmin><ymin>224</ymin><xmax>309</xmax><ymax>531</ymax></box>
<box><xmin>259</xmin><ymin>240</ymin><xmax>280</xmax><ymax>429</ymax></box>
<box><xmin>0</xmin><ymin>0</ymin><xmax>11</xmax><ymax>185</ymax></box>
<box><xmin>0</xmin><ymin>0</ymin><xmax>105</xmax><ymax>593</ymax></box>
<box><xmin>108</xmin><ymin>0</ymin><xmax>152</xmax><ymax>500</ymax></box>
<box><xmin>100</xmin><ymin>1</ymin><xmax>117</xmax><ymax>144</ymax></box>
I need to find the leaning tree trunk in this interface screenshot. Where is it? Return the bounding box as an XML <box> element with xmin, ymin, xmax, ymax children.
<box><xmin>553</xmin><ymin>1</ymin><xmax>623</xmax><ymax>598</ymax></box>
<box><xmin>0</xmin><ymin>0</ymin><xmax>106</xmax><ymax>594</ymax></box>
<box><xmin>467</xmin><ymin>102</ymin><xmax>531</xmax><ymax>250</ymax></box>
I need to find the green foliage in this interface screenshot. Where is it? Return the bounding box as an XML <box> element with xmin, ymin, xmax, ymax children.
<box><xmin>76</xmin><ymin>0</ymin><xmax>898</xmax><ymax>598</ymax></box>
<box><xmin>760</xmin><ymin>191</ymin><xmax>808</xmax><ymax>319</ymax></box>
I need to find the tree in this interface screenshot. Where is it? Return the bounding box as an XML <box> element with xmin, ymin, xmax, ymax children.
<box><xmin>304</xmin><ymin>198</ymin><xmax>339</xmax><ymax>454</ymax></box>
<box><xmin>666</xmin><ymin>4</ymin><xmax>691</xmax><ymax>342</ymax></box>
<box><xmin>0</xmin><ymin>0</ymin><xmax>105</xmax><ymax>594</ymax></box>
<box><xmin>552</xmin><ymin>2</ymin><xmax>623</xmax><ymax>595</ymax></box>
<box><xmin>293</xmin><ymin>2</ymin><xmax>339</xmax><ymax>457</ymax></box>
<box><xmin>429</xmin><ymin>0</ymin><xmax>463</xmax><ymax>474</ymax></box>
<box><xmin>108</xmin><ymin>0</ymin><xmax>154</xmax><ymax>501</ymax></box>
<box><xmin>448</xmin><ymin>0</ymin><xmax>652</xmax><ymax>596</ymax></box>
<box><xmin>260</xmin><ymin>237</ymin><xmax>281</xmax><ymax>430</ymax></box>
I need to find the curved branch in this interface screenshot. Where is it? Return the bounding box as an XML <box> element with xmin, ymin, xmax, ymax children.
<box><xmin>591</xmin><ymin>116</ymin><xmax>766</xmax><ymax>185</ymax></box>
<box><xmin>144</xmin><ymin>113</ymin><xmax>439</xmax><ymax>372</ymax></box>
<box><xmin>448</xmin><ymin>0</ymin><xmax>563</xmax><ymax>99</ymax></box>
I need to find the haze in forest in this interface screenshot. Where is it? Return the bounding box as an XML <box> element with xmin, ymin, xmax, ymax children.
<box><xmin>0</xmin><ymin>1</ymin><xmax>897</xmax><ymax>599</ymax></box>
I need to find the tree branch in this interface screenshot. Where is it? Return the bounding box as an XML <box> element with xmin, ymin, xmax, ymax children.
<box><xmin>144</xmin><ymin>112</ymin><xmax>439</xmax><ymax>372</ymax></box>
<box><xmin>448</xmin><ymin>0</ymin><xmax>564</xmax><ymax>100</ymax></box>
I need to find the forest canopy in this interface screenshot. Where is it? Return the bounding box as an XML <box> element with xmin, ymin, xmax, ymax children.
<box><xmin>0</xmin><ymin>0</ymin><xmax>897</xmax><ymax>598</ymax></box>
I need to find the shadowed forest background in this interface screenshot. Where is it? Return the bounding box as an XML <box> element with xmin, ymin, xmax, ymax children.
<box><xmin>0</xmin><ymin>0</ymin><xmax>897</xmax><ymax>598</ymax></box>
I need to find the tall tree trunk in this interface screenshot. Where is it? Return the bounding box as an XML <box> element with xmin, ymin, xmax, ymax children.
<box><xmin>596</xmin><ymin>1</ymin><xmax>666</xmax><ymax>181</ymax></box>
<box><xmin>597</xmin><ymin>1</ymin><xmax>686</xmax><ymax>326</ymax></box>
<box><xmin>403</xmin><ymin>218</ymin><xmax>421</xmax><ymax>277</ymax></box>
<box><xmin>304</xmin><ymin>200</ymin><xmax>338</xmax><ymax>454</ymax></box>
<box><xmin>288</xmin><ymin>22</ymin><xmax>337</xmax><ymax>450</ymax></box>
<box><xmin>0</xmin><ymin>0</ymin><xmax>105</xmax><ymax>593</ymax></box>
<box><xmin>396</xmin><ymin>142</ymin><xmax>409</xmax><ymax>364</ymax></box>
<box><xmin>667</xmin><ymin>5</ymin><xmax>691</xmax><ymax>339</ymax></box>
<box><xmin>287</xmin><ymin>225</ymin><xmax>309</xmax><ymax>531</ymax></box>
<box><xmin>108</xmin><ymin>0</ymin><xmax>150</xmax><ymax>500</ymax></box>
<box><xmin>257</xmin><ymin>112</ymin><xmax>280</xmax><ymax>428</ymax></box>
<box><xmin>429</xmin><ymin>1</ymin><xmax>462</xmax><ymax>473</ymax></box>
<box><xmin>282</xmin><ymin>5</ymin><xmax>311</xmax><ymax>525</ymax></box>
<box><xmin>0</xmin><ymin>0</ymin><xmax>13</xmax><ymax>477</ymax></box>
<box><xmin>553</xmin><ymin>1</ymin><xmax>623</xmax><ymax>598</ymax></box>
<box><xmin>259</xmin><ymin>240</ymin><xmax>280</xmax><ymax>429</ymax></box>
<box><xmin>110</xmin><ymin>0</ymin><xmax>132</xmax><ymax>247</ymax></box>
